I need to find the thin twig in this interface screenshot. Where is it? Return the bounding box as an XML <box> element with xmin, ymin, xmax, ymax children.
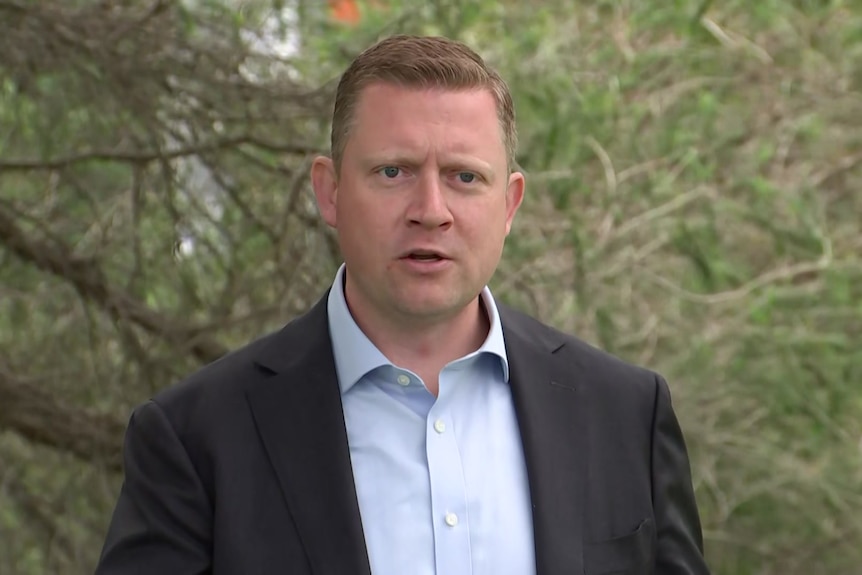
<box><xmin>0</xmin><ymin>137</ymin><xmax>319</xmax><ymax>172</ymax></box>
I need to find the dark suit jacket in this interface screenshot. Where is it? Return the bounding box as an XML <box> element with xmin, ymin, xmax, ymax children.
<box><xmin>96</xmin><ymin>294</ymin><xmax>710</xmax><ymax>575</ymax></box>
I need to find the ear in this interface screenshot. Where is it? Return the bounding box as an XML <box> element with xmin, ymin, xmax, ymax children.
<box><xmin>504</xmin><ymin>171</ymin><xmax>525</xmax><ymax>235</ymax></box>
<box><xmin>311</xmin><ymin>156</ymin><xmax>338</xmax><ymax>228</ymax></box>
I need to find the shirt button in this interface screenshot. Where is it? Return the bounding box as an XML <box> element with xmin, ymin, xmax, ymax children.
<box><xmin>396</xmin><ymin>374</ymin><xmax>410</xmax><ymax>386</ymax></box>
<box><xmin>444</xmin><ymin>512</ymin><xmax>458</xmax><ymax>527</ymax></box>
<box><xmin>433</xmin><ymin>419</ymin><xmax>446</xmax><ymax>434</ymax></box>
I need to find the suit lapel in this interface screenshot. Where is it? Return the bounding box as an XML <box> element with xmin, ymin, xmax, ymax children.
<box><xmin>245</xmin><ymin>294</ymin><xmax>371</xmax><ymax>575</ymax></box>
<box><xmin>501</xmin><ymin>305</ymin><xmax>589</xmax><ymax>575</ymax></box>
<box><xmin>241</xmin><ymin>295</ymin><xmax>588</xmax><ymax>575</ymax></box>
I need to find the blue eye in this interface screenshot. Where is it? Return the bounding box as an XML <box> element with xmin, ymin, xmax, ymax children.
<box><xmin>381</xmin><ymin>166</ymin><xmax>400</xmax><ymax>178</ymax></box>
<box><xmin>458</xmin><ymin>172</ymin><xmax>476</xmax><ymax>183</ymax></box>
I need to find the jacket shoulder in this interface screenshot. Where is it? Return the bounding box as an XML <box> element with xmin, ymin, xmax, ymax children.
<box><xmin>499</xmin><ymin>303</ymin><xmax>661</xmax><ymax>389</ymax></box>
<box><xmin>142</xmin><ymin>328</ymin><xmax>281</xmax><ymax>428</ymax></box>
<box><xmin>150</xmin><ymin>294</ymin><xmax>331</xmax><ymax>416</ymax></box>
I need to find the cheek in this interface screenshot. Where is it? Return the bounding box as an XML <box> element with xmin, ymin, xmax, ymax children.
<box><xmin>336</xmin><ymin>188</ymin><xmax>374</xmax><ymax>225</ymax></box>
<box><xmin>460</xmin><ymin>199</ymin><xmax>509</xmax><ymax>231</ymax></box>
<box><xmin>338</xmin><ymin>196</ymin><xmax>398</xmax><ymax>247</ymax></box>
<box><xmin>460</xmin><ymin>215</ymin><xmax>507</xmax><ymax>254</ymax></box>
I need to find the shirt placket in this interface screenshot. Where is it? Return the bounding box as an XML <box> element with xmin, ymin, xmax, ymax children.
<box><xmin>425</xmin><ymin>385</ymin><xmax>472</xmax><ymax>574</ymax></box>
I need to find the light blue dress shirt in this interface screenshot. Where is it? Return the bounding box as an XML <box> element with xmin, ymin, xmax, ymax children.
<box><xmin>327</xmin><ymin>264</ymin><xmax>536</xmax><ymax>575</ymax></box>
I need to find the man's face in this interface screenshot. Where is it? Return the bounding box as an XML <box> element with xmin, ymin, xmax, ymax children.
<box><xmin>312</xmin><ymin>82</ymin><xmax>525</xmax><ymax>328</ymax></box>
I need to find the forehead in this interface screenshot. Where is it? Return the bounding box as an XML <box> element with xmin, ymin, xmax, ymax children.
<box><xmin>346</xmin><ymin>82</ymin><xmax>505</xmax><ymax>159</ymax></box>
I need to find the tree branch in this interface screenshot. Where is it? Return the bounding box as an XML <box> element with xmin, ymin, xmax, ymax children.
<box><xmin>0</xmin><ymin>452</ymin><xmax>76</xmax><ymax>563</ymax></box>
<box><xmin>0</xmin><ymin>136</ymin><xmax>320</xmax><ymax>172</ymax></box>
<box><xmin>0</xmin><ymin>368</ymin><xmax>124</xmax><ymax>471</ymax></box>
<box><xmin>0</xmin><ymin>203</ymin><xmax>227</xmax><ymax>364</ymax></box>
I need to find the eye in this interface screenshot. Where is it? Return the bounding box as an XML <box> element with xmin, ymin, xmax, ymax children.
<box><xmin>380</xmin><ymin>166</ymin><xmax>401</xmax><ymax>178</ymax></box>
<box><xmin>457</xmin><ymin>172</ymin><xmax>476</xmax><ymax>183</ymax></box>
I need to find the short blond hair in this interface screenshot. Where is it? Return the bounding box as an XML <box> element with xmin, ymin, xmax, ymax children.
<box><xmin>330</xmin><ymin>34</ymin><xmax>518</xmax><ymax>171</ymax></box>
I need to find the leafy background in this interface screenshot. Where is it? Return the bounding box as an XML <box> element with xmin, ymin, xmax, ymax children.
<box><xmin>0</xmin><ymin>0</ymin><xmax>860</xmax><ymax>573</ymax></box>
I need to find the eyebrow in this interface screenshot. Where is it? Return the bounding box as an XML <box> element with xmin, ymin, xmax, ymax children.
<box><xmin>362</xmin><ymin>153</ymin><xmax>495</xmax><ymax>179</ymax></box>
<box><xmin>361</xmin><ymin>153</ymin><xmax>424</xmax><ymax>169</ymax></box>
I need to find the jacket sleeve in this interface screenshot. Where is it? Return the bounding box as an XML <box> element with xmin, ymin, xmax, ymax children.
<box><xmin>95</xmin><ymin>400</ymin><xmax>213</xmax><ymax>575</ymax></box>
<box><xmin>651</xmin><ymin>374</ymin><xmax>711</xmax><ymax>574</ymax></box>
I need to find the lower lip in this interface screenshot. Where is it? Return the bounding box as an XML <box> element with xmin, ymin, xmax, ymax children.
<box><xmin>399</xmin><ymin>257</ymin><xmax>452</xmax><ymax>273</ymax></box>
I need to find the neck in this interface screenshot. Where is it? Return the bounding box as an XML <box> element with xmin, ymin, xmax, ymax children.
<box><xmin>345</xmin><ymin>292</ymin><xmax>490</xmax><ymax>397</ymax></box>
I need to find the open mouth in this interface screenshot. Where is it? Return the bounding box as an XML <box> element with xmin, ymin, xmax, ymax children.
<box><xmin>400</xmin><ymin>249</ymin><xmax>450</xmax><ymax>266</ymax></box>
<box><xmin>407</xmin><ymin>253</ymin><xmax>444</xmax><ymax>262</ymax></box>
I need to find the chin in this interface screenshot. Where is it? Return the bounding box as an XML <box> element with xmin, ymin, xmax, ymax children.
<box><xmin>397</xmin><ymin>295</ymin><xmax>472</xmax><ymax>319</ymax></box>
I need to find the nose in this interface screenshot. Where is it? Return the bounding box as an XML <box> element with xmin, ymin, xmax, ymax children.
<box><xmin>406</xmin><ymin>172</ymin><xmax>453</xmax><ymax>229</ymax></box>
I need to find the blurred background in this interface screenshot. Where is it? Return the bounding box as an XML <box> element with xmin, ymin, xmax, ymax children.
<box><xmin>0</xmin><ymin>0</ymin><xmax>860</xmax><ymax>573</ymax></box>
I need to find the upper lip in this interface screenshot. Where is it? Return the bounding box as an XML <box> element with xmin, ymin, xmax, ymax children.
<box><xmin>399</xmin><ymin>248</ymin><xmax>450</xmax><ymax>259</ymax></box>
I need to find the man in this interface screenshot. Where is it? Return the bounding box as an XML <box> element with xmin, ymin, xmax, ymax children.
<box><xmin>96</xmin><ymin>35</ymin><xmax>710</xmax><ymax>574</ymax></box>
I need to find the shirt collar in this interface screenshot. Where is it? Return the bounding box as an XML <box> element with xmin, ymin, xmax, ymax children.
<box><xmin>326</xmin><ymin>264</ymin><xmax>509</xmax><ymax>395</ymax></box>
